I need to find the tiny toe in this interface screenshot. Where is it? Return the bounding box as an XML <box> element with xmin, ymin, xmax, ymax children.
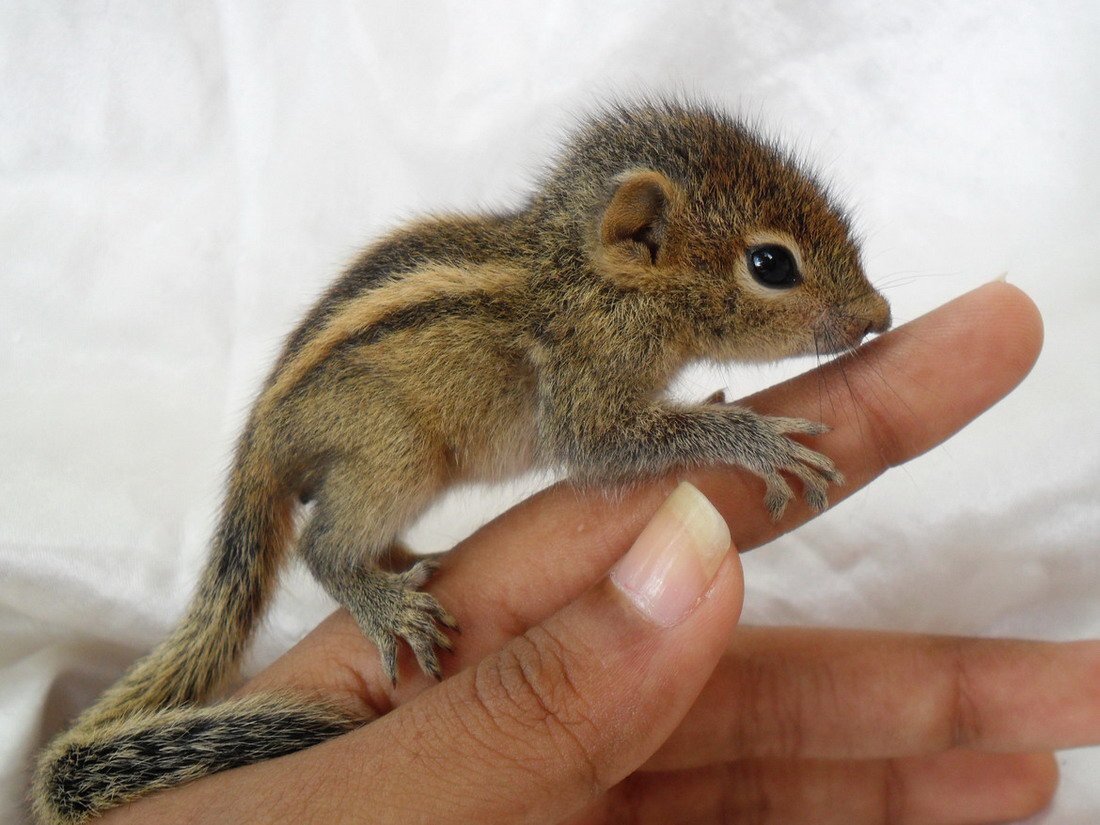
<box><xmin>787</xmin><ymin>464</ymin><xmax>832</xmax><ymax>512</ymax></box>
<box><xmin>435</xmin><ymin>630</ymin><xmax>455</xmax><ymax>653</ymax></box>
<box><xmin>412</xmin><ymin>642</ymin><xmax>443</xmax><ymax>680</ymax></box>
<box><xmin>430</xmin><ymin>604</ymin><xmax>460</xmax><ymax>630</ymax></box>
<box><xmin>402</xmin><ymin>559</ymin><xmax>439</xmax><ymax>589</ymax></box>
<box><xmin>765</xmin><ymin>495</ymin><xmax>788</xmax><ymax>521</ymax></box>
<box><xmin>430</xmin><ymin>619</ymin><xmax>455</xmax><ymax>650</ymax></box>
<box><xmin>415</xmin><ymin>591</ymin><xmax>459</xmax><ymax>628</ymax></box>
<box><xmin>774</xmin><ymin>416</ymin><xmax>829</xmax><ymax>435</ymax></box>
<box><xmin>703</xmin><ymin>388</ymin><xmax>727</xmax><ymax>405</ymax></box>
<box><xmin>791</xmin><ymin>444</ymin><xmax>839</xmax><ymax>476</ymax></box>
<box><xmin>804</xmin><ymin>486</ymin><xmax>829</xmax><ymax>512</ymax></box>
<box><xmin>424</xmin><ymin>656</ymin><xmax>443</xmax><ymax>681</ymax></box>
<box><xmin>379</xmin><ymin>638</ymin><xmax>399</xmax><ymax>686</ymax></box>
<box><xmin>805</xmin><ymin>457</ymin><xmax>844</xmax><ymax>486</ymax></box>
<box><xmin>763</xmin><ymin>473</ymin><xmax>792</xmax><ymax>521</ymax></box>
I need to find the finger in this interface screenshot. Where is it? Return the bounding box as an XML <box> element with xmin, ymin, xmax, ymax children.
<box><xmin>579</xmin><ymin>751</ymin><xmax>1056</xmax><ymax>825</ymax></box>
<box><xmin>243</xmin><ymin>283</ymin><xmax>1043</xmax><ymax>702</ymax></box>
<box><xmin>647</xmin><ymin>627</ymin><xmax>1100</xmax><ymax>768</ymax></box>
<box><xmin>122</xmin><ymin>483</ymin><xmax>745</xmax><ymax>824</ymax></box>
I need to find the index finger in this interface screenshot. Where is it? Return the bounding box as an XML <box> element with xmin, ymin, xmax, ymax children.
<box><xmin>243</xmin><ymin>282</ymin><xmax>1042</xmax><ymax>705</ymax></box>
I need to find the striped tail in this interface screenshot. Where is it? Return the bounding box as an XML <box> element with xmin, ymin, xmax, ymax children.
<box><xmin>32</xmin><ymin>442</ymin><xmax>307</xmax><ymax>823</ymax></box>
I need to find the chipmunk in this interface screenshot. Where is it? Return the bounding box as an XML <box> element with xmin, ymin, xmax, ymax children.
<box><xmin>32</xmin><ymin>99</ymin><xmax>890</xmax><ymax>824</ymax></box>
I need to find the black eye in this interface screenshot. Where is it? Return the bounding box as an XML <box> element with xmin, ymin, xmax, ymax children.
<box><xmin>747</xmin><ymin>244</ymin><xmax>801</xmax><ymax>288</ymax></box>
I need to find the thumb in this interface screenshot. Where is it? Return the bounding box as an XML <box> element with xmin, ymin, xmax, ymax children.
<box><xmin>359</xmin><ymin>481</ymin><xmax>744</xmax><ymax>823</ymax></box>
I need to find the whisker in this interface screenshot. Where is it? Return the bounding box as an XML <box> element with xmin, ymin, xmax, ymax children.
<box><xmin>813</xmin><ymin>329</ymin><xmax>828</xmax><ymax>425</ymax></box>
<box><xmin>873</xmin><ymin>270</ymin><xmax>958</xmax><ymax>290</ymax></box>
<box><xmin>821</xmin><ymin>326</ymin><xmax>849</xmax><ymax>426</ymax></box>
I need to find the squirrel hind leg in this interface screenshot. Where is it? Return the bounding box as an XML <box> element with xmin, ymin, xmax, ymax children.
<box><xmin>297</xmin><ymin>459</ymin><xmax>457</xmax><ymax>686</ymax></box>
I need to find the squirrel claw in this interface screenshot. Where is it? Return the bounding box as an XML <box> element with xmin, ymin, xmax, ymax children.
<box><xmin>749</xmin><ymin>414</ymin><xmax>842</xmax><ymax>520</ymax></box>
<box><xmin>354</xmin><ymin>564</ymin><xmax>457</xmax><ymax>685</ymax></box>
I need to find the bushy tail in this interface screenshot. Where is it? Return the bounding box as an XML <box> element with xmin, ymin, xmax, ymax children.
<box><xmin>33</xmin><ymin>695</ymin><xmax>357</xmax><ymax>825</ymax></box>
<box><xmin>31</xmin><ymin>443</ymin><xmax>319</xmax><ymax>823</ymax></box>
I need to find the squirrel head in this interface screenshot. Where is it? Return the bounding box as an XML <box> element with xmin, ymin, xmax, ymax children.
<box><xmin>543</xmin><ymin>100</ymin><xmax>891</xmax><ymax>362</ymax></box>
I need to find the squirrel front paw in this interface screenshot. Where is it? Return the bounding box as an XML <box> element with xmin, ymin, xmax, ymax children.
<box><xmin>727</xmin><ymin>412</ymin><xmax>843</xmax><ymax>519</ymax></box>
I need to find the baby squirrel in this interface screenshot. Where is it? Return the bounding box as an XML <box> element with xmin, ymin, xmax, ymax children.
<box><xmin>32</xmin><ymin>99</ymin><xmax>890</xmax><ymax>824</ymax></box>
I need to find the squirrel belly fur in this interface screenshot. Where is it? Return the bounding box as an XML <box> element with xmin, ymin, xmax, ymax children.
<box><xmin>33</xmin><ymin>99</ymin><xmax>890</xmax><ymax>824</ymax></box>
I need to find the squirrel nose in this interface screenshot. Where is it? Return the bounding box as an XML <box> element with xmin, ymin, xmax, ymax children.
<box><xmin>864</xmin><ymin>295</ymin><xmax>892</xmax><ymax>336</ymax></box>
<box><xmin>848</xmin><ymin>296</ymin><xmax>891</xmax><ymax>345</ymax></box>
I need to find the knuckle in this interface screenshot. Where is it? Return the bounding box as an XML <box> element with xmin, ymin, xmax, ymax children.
<box><xmin>604</xmin><ymin>775</ymin><xmax>645</xmax><ymax>825</ymax></box>
<box><xmin>733</xmin><ymin>655</ymin><xmax>807</xmax><ymax>760</ymax></box>
<box><xmin>881</xmin><ymin>758</ymin><xmax>907</xmax><ymax>824</ymax></box>
<box><xmin>723</xmin><ymin>760</ymin><xmax>773</xmax><ymax>825</ymax></box>
<box><xmin>471</xmin><ymin>625</ymin><xmax>606</xmax><ymax>791</ymax></box>
<box><xmin>945</xmin><ymin>639</ymin><xmax>985</xmax><ymax>748</ymax></box>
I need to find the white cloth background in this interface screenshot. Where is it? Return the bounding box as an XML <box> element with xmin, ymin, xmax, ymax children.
<box><xmin>2</xmin><ymin>1</ymin><xmax>1098</xmax><ymax>822</ymax></box>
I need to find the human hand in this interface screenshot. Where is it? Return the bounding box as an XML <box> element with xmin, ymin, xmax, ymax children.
<box><xmin>104</xmin><ymin>283</ymin><xmax>1091</xmax><ymax>824</ymax></box>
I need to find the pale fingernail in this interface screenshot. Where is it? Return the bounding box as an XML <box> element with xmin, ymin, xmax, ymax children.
<box><xmin>610</xmin><ymin>481</ymin><xmax>731</xmax><ymax>626</ymax></box>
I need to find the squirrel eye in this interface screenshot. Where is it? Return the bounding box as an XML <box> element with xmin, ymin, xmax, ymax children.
<box><xmin>747</xmin><ymin>244</ymin><xmax>801</xmax><ymax>288</ymax></box>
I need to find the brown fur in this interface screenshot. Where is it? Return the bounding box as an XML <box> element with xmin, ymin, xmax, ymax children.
<box><xmin>32</xmin><ymin>98</ymin><xmax>890</xmax><ymax>824</ymax></box>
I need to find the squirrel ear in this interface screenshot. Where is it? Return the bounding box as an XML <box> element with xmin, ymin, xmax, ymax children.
<box><xmin>599</xmin><ymin>171</ymin><xmax>677</xmax><ymax>265</ymax></box>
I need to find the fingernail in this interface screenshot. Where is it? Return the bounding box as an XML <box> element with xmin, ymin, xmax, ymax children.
<box><xmin>610</xmin><ymin>482</ymin><xmax>731</xmax><ymax>626</ymax></box>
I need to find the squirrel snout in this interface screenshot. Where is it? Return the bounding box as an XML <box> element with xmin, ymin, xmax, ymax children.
<box><xmin>847</xmin><ymin>292</ymin><xmax>892</xmax><ymax>343</ymax></box>
<box><xmin>861</xmin><ymin>312</ymin><xmax>891</xmax><ymax>338</ymax></box>
<box><xmin>865</xmin><ymin>293</ymin><xmax>892</xmax><ymax>335</ymax></box>
<box><xmin>853</xmin><ymin>298</ymin><xmax>891</xmax><ymax>344</ymax></box>
<box><xmin>816</xmin><ymin>293</ymin><xmax>892</xmax><ymax>354</ymax></box>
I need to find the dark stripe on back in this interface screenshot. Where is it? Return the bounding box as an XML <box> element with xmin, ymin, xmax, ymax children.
<box><xmin>343</xmin><ymin>291</ymin><xmax>506</xmax><ymax>349</ymax></box>
<box><xmin>277</xmin><ymin>214</ymin><xmax>520</xmax><ymax>372</ymax></box>
<box><xmin>275</xmin><ymin>289</ymin><xmax>513</xmax><ymax>410</ymax></box>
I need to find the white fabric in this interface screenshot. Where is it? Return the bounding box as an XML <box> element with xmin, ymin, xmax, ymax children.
<box><xmin>2</xmin><ymin>2</ymin><xmax>1098</xmax><ymax>821</ymax></box>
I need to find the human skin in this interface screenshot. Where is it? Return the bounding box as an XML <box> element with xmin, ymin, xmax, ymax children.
<box><xmin>99</xmin><ymin>282</ymin><xmax>1090</xmax><ymax>824</ymax></box>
